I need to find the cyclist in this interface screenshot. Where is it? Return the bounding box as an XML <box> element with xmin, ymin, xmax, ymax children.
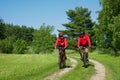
<box><xmin>77</xmin><ymin>31</ymin><xmax>91</xmax><ymax>61</ymax></box>
<box><xmin>54</xmin><ymin>32</ymin><xmax>68</xmax><ymax>59</ymax></box>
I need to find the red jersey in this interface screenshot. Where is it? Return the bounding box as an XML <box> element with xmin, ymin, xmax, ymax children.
<box><xmin>55</xmin><ymin>37</ymin><xmax>67</xmax><ymax>47</ymax></box>
<box><xmin>77</xmin><ymin>34</ymin><xmax>91</xmax><ymax>47</ymax></box>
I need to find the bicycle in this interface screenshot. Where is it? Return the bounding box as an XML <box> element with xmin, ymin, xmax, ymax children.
<box><xmin>81</xmin><ymin>47</ymin><xmax>89</xmax><ymax>67</ymax></box>
<box><xmin>58</xmin><ymin>47</ymin><xmax>66</xmax><ymax>69</ymax></box>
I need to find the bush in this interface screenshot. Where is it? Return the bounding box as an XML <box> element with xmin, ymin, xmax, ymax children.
<box><xmin>0</xmin><ymin>37</ymin><xmax>14</xmax><ymax>53</ymax></box>
<box><xmin>13</xmin><ymin>39</ymin><xmax>28</xmax><ymax>54</ymax></box>
<box><xmin>67</xmin><ymin>39</ymin><xmax>77</xmax><ymax>50</ymax></box>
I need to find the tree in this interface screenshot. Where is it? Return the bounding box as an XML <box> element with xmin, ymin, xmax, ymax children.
<box><xmin>96</xmin><ymin>0</ymin><xmax>120</xmax><ymax>54</ymax></box>
<box><xmin>4</xmin><ymin>24</ymin><xmax>34</xmax><ymax>44</ymax></box>
<box><xmin>13</xmin><ymin>39</ymin><xmax>28</xmax><ymax>54</ymax></box>
<box><xmin>20</xmin><ymin>26</ymin><xmax>34</xmax><ymax>44</ymax></box>
<box><xmin>0</xmin><ymin>37</ymin><xmax>14</xmax><ymax>53</ymax></box>
<box><xmin>109</xmin><ymin>15</ymin><xmax>120</xmax><ymax>54</ymax></box>
<box><xmin>32</xmin><ymin>24</ymin><xmax>56</xmax><ymax>54</ymax></box>
<box><xmin>59</xmin><ymin>7</ymin><xmax>94</xmax><ymax>50</ymax></box>
<box><xmin>0</xmin><ymin>19</ymin><xmax>5</xmax><ymax>39</ymax></box>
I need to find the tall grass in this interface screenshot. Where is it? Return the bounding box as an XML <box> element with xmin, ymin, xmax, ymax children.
<box><xmin>90</xmin><ymin>51</ymin><xmax>120</xmax><ymax>80</ymax></box>
<box><xmin>0</xmin><ymin>53</ymin><xmax>58</xmax><ymax>80</ymax></box>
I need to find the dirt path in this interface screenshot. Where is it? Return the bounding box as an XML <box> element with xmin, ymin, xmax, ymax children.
<box><xmin>73</xmin><ymin>57</ymin><xmax>106</xmax><ymax>80</ymax></box>
<box><xmin>89</xmin><ymin>59</ymin><xmax>105</xmax><ymax>80</ymax></box>
<box><xmin>43</xmin><ymin>57</ymin><xmax>77</xmax><ymax>80</ymax></box>
<box><xmin>43</xmin><ymin>57</ymin><xmax>105</xmax><ymax>80</ymax></box>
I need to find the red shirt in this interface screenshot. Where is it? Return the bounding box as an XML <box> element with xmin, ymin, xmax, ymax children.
<box><xmin>77</xmin><ymin>34</ymin><xmax>91</xmax><ymax>47</ymax></box>
<box><xmin>55</xmin><ymin>37</ymin><xmax>67</xmax><ymax>47</ymax></box>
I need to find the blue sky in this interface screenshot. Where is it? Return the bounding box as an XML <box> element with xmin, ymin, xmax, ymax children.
<box><xmin>0</xmin><ymin>0</ymin><xmax>101</xmax><ymax>34</ymax></box>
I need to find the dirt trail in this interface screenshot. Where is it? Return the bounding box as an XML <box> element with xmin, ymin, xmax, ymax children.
<box><xmin>43</xmin><ymin>57</ymin><xmax>77</xmax><ymax>80</ymax></box>
<box><xmin>72</xmin><ymin>57</ymin><xmax>106</xmax><ymax>80</ymax></box>
<box><xmin>43</xmin><ymin>57</ymin><xmax>106</xmax><ymax>80</ymax></box>
<box><xmin>89</xmin><ymin>59</ymin><xmax>105</xmax><ymax>80</ymax></box>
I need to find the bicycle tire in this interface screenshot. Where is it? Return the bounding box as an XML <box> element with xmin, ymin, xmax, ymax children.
<box><xmin>83</xmin><ymin>52</ymin><xmax>87</xmax><ymax>67</ymax></box>
<box><xmin>59</xmin><ymin>55</ymin><xmax>62</xmax><ymax>69</ymax></box>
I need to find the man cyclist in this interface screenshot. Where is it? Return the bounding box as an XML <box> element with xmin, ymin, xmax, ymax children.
<box><xmin>54</xmin><ymin>32</ymin><xmax>68</xmax><ymax>59</ymax></box>
<box><xmin>77</xmin><ymin>31</ymin><xmax>91</xmax><ymax>61</ymax></box>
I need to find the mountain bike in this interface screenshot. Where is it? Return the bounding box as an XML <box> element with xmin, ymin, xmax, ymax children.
<box><xmin>58</xmin><ymin>47</ymin><xmax>66</xmax><ymax>69</ymax></box>
<box><xmin>81</xmin><ymin>47</ymin><xmax>89</xmax><ymax>67</ymax></box>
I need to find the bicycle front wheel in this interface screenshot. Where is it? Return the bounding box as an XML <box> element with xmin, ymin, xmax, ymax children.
<box><xmin>83</xmin><ymin>52</ymin><xmax>87</xmax><ymax>67</ymax></box>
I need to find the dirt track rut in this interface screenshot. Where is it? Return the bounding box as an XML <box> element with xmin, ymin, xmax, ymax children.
<box><xmin>89</xmin><ymin>59</ymin><xmax>105</xmax><ymax>80</ymax></box>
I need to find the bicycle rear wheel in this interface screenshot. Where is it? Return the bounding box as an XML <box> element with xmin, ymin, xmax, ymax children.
<box><xmin>83</xmin><ymin>52</ymin><xmax>87</xmax><ymax>67</ymax></box>
<box><xmin>59</xmin><ymin>55</ymin><xmax>66</xmax><ymax>69</ymax></box>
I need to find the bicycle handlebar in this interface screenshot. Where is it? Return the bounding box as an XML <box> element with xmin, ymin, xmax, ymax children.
<box><xmin>57</xmin><ymin>47</ymin><xmax>66</xmax><ymax>50</ymax></box>
<box><xmin>78</xmin><ymin>46</ymin><xmax>90</xmax><ymax>49</ymax></box>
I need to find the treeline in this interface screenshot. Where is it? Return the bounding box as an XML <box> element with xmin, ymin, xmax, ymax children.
<box><xmin>0</xmin><ymin>19</ymin><xmax>56</xmax><ymax>54</ymax></box>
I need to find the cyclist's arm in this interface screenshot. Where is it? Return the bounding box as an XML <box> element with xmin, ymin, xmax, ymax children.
<box><xmin>54</xmin><ymin>38</ymin><xmax>59</xmax><ymax>49</ymax></box>
<box><xmin>77</xmin><ymin>37</ymin><xmax>81</xmax><ymax>48</ymax></box>
<box><xmin>86</xmin><ymin>35</ymin><xmax>91</xmax><ymax>47</ymax></box>
<box><xmin>64</xmin><ymin>38</ymin><xmax>68</xmax><ymax>48</ymax></box>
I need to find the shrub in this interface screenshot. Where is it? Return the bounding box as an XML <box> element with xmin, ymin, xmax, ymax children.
<box><xmin>13</xmin><ymin>39</ymin><xmax>28</xmax><ymax>54</ymax></box>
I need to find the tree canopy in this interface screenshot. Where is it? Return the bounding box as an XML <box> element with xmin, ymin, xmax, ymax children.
<box><xmin>94</xmin><ymin>0</ymin><xmax>120</xmax><ymax>55</ymax></box>
<box><xmin>59</xmin><ymin>7</ymin><xmax>94</xmax><ymax>50</ymax></box>
<box><xmin>32</xmin><ymin>24</ymin><xmax>56</xmax><ymax>54</ymax></box>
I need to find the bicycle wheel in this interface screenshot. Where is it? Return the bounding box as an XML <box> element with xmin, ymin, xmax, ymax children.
<box><xmin>58</xmin><ymin>52</ymin><xmax>62</xmax><ymax>69</ymax></box>
<box><xmin>83</xmin><ymin>52</ymin><xmax>87</xmax><ymax>67</ymax></box>
<box><xmin>59</xmin><ymin>48</ymin><xmax>63</xmax><ymax>69</ymax></box>
<box><xmin>62</xmin><ymin>56</ymin><xmax>66</xmax><ymax>68</ymax></box>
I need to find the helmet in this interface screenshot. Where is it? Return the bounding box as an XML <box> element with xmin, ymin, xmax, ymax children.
<box><xmin>59</xmin><ymin>32</ymin><xmax>64</xmax><ymax>37</ymax></box>
<box><xmin>80</xmin><ymin>31</ymin><xmax>85</xmax><ymax>35</ymax></box>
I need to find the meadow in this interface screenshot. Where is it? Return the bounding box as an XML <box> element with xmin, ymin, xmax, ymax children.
<box><xmin>0</xmin><ymin>53</ymin><xmax>59</xmax><ymax>80</ymax></box>
<box><xmin>0</xmin><ymin>50</ymin><xmax>120</xmax><ymax>80</ymax></box>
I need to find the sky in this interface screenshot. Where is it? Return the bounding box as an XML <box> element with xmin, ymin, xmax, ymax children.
<box><xmin>0</xmin><ymin>0</ymin><xmax>101</xmax><ymax>34</ymax></box>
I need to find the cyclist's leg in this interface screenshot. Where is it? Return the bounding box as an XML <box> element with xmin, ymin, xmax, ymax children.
<box><xmin>63</xmin><ymin>49</ymin><xmax>67</xmax><ymax>60</ymax></box>
<box><xmin>79</xmin><ymin>47</ymin><xmax>83</xmax><ymax>59</ymax></box>
<box><xmin>58</xmin><ymin>47</ymin><xmax>61</xmax><ymax>62</ymax></box>
<box><xmin>85</xmin><ymin>47</ymin><xmax>89</xmax><ymax>61</ymax></box>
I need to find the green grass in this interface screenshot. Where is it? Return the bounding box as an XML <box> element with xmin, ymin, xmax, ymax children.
<box><xmin>0</xmin><ymin>53</ymin><xmax>59</xmax><ymax>80</ymax></box>
<box><xmin>90</xmin><ymin>51</ymin><xmax>120</xmax><ymax>80</ymax></box>
<box><xmin>1</xmin><ymin>50</ymin><xmax>119</xmax><ymax>80</ymax></box>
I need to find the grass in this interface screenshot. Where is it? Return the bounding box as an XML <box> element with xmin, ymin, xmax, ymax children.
<box><xmin>90</xmin><ymin>50</ymin><xmax>120</xmax><ymax>80</ymax></box>
<box><xmin>0</xmin><ymin>53</ymin><xmax>59</xmax><ymax>80</ymax></box>
<box><xmin>1</xmin><ymin>50</ymin><xmax>119</xmax><ymax>80</ymax></box>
